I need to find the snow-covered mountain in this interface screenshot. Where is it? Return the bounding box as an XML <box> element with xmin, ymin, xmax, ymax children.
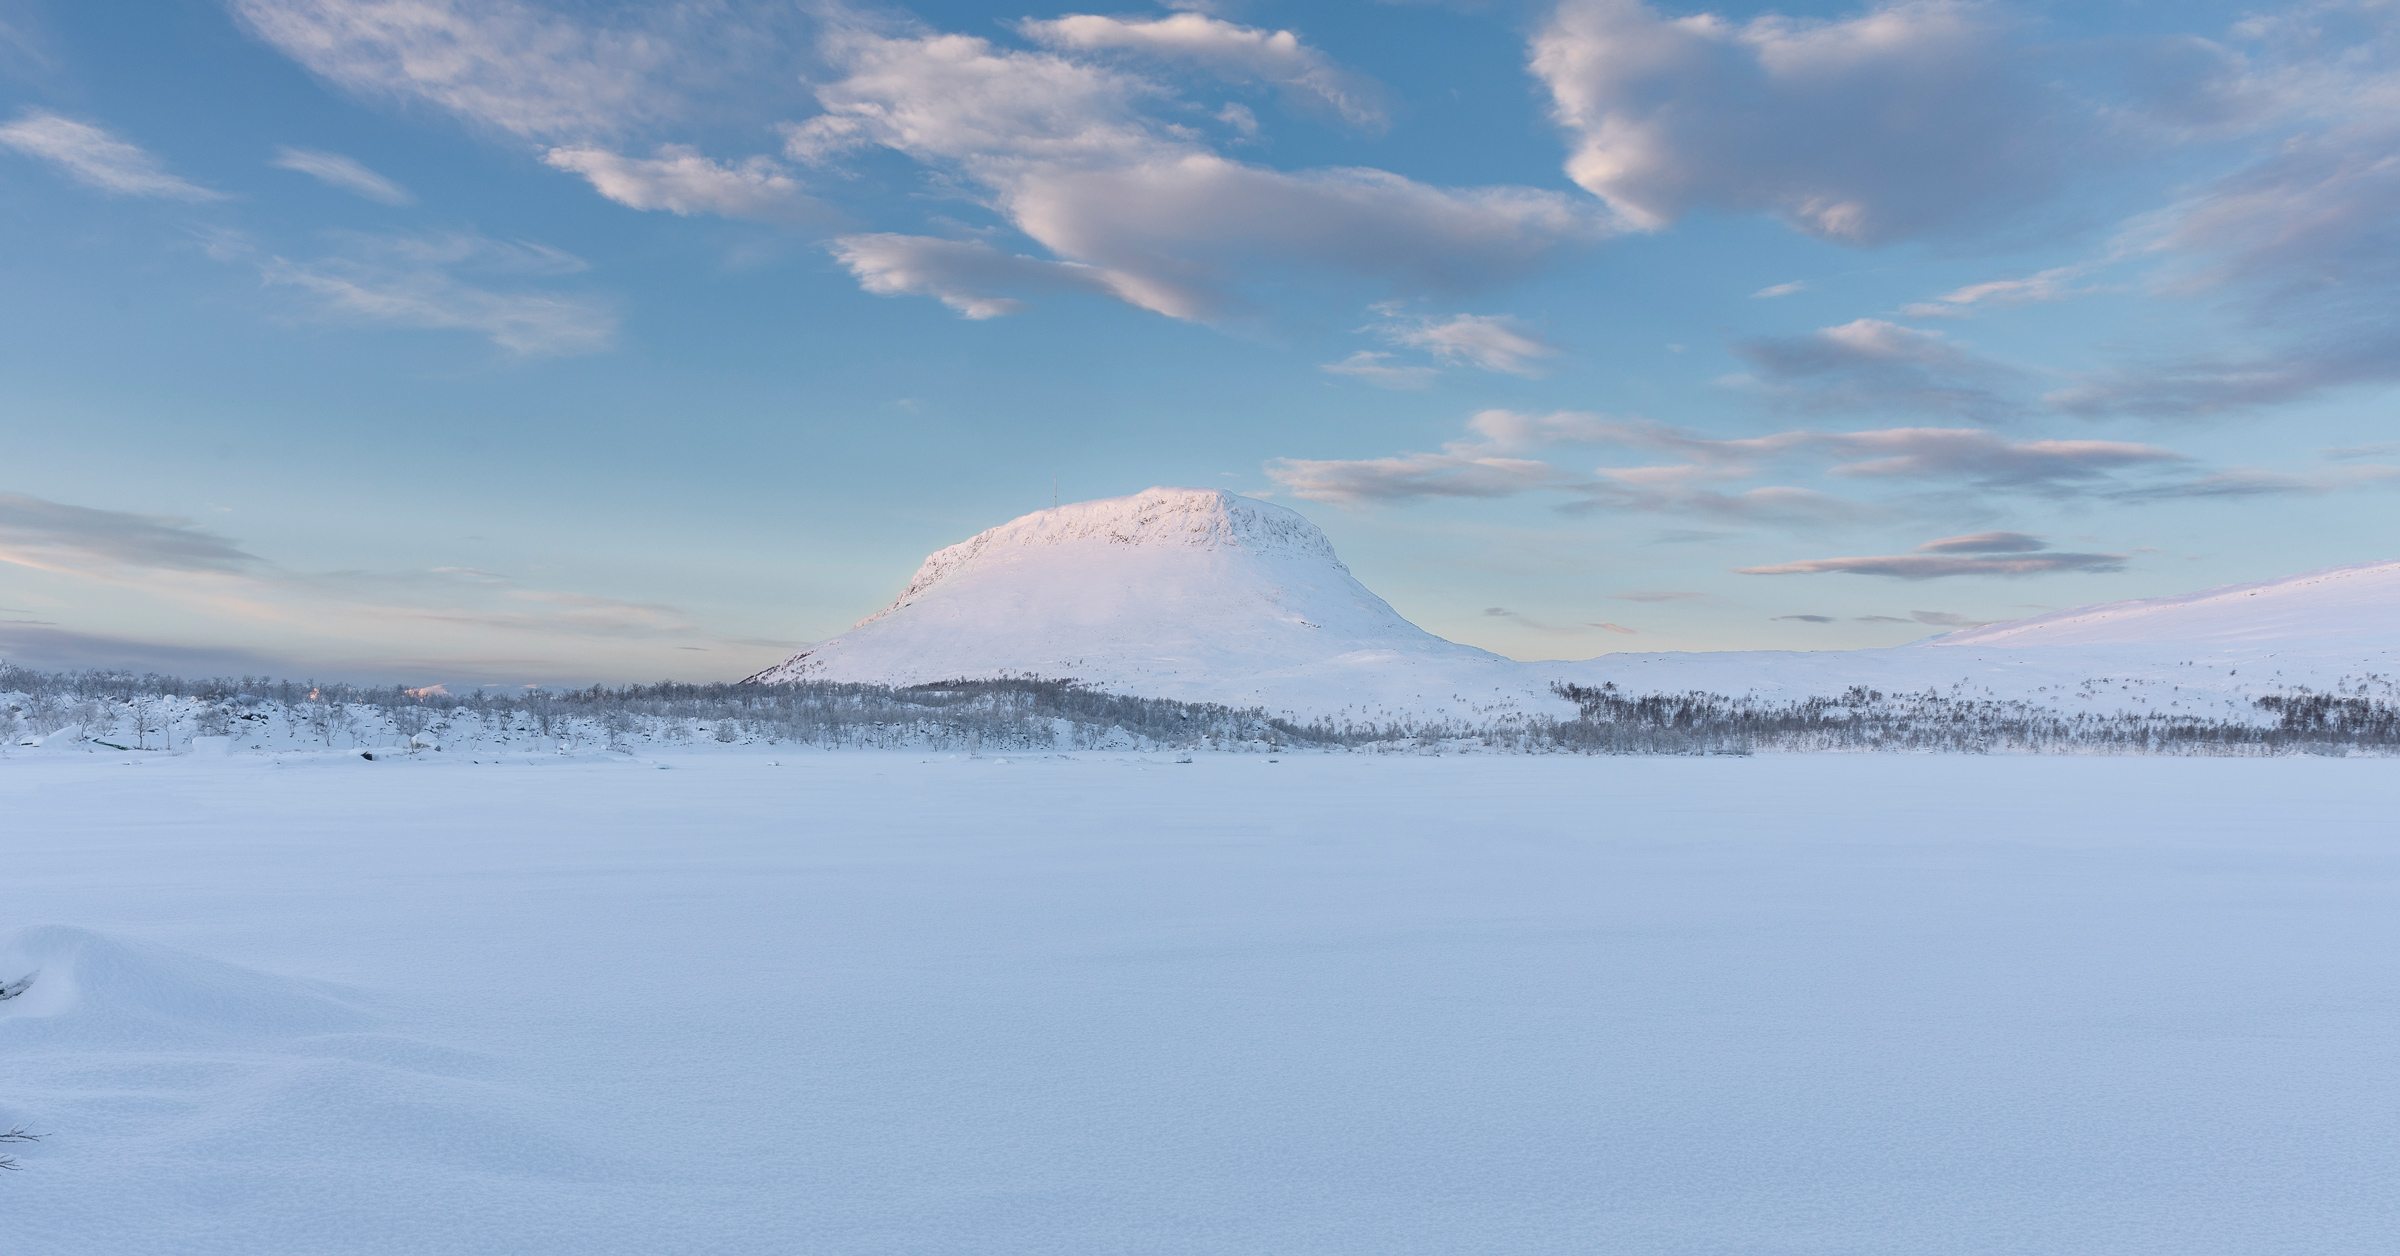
<box><xmin>752</xmin><ymin>488</ymin><xmax>2399</xmax><ymax>721</ymax></box>
<box><xmin>746</xmin><ymin>487</ymin><xmax>1545</xmax><ymax>722</ymax></box>
<box><xmin>1929</xmin><ymin>560</ymin><xmax>2400</xmax><ymax>656</ymax></box>
<box><xmin>1551</xmin><ymin>560</ymin><xmax>2400</xmax><ymax>720</ymax></box>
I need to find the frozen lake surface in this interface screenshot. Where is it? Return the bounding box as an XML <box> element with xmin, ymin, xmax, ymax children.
<box><xmin>6</xmin><ymin>752</ymin><xmax>2398</xmax><ymax>1254</ymax></box>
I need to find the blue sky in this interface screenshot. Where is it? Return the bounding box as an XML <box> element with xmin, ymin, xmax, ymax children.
<box><xmin>1</xmin><ymin>0</ymin><xmax>2395</xmax><ymax>684</ymax></box>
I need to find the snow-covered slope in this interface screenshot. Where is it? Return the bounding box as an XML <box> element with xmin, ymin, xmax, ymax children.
<box><xmin>747</xmin><ymin>488</ymin><xmax>1548</xmax><ymax>722</ymax></box>
<box><xmin>1554</xmin><ymin>561</ymin><xmax>2400</xmax><ymax>720</ymax></box>
<box><xmin>753</xmin><ymin>488</ymin><xmax>2399</xmax><ymax>722</ymax></box>
<box><xmin>1929</xmin><ymin>560</ymin><xmax>2400</xmax><ymax>657</ymax></box>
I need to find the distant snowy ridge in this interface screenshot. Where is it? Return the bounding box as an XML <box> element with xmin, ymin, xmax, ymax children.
<box><xmin>1929</xmin><ymin>559</ymin><xmax>2400</xmax><ymax>655</ymax></box>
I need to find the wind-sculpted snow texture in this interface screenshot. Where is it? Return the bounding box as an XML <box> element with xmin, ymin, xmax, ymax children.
<box><xmin>750</xmin><ymin>489</ymin><xmax>2400</xmax><ymax>725</ymax></box>
<box><xmin>6</xmin><ymin>754</ymin><xmax>2399</xmax><ymax>1253</ymax></box>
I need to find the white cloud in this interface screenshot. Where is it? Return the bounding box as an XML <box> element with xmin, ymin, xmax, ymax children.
<box><xmin>997</xmin><ymin>155</ymin><xmax>1601</xmax><ymax>319</ymax></box>
<box><xmin>1901</xmin><ymin>265</ymin><xmax>2084</xmax><ymax>318</ymax></box>
<box><xmin>257</xmin><ymin>230</ymin><xmax>616</xmax><ymax>355</ymax></box>
<box><xmin>271</xmin><ymin>145</ymin><xmax>413</xmax><ymax>204</ymax></box>
<box><xmin>544</xmin><ymin>145</ymin><xmax>817</xmax><ymax>223</ymax></box>
<box><xmin>0</xmin><ymin>7</ymin><xmax>59</xmax><ymax>77</ymax></box>
<box><xmin>0</xmin><ymin>492</ymin><xmax>261</xmax><ymax>574</ymax></box>
<box><xmin>1378</xmin><ymin>311</ymin><xmax>1557</xmax><ymax>376</ymax></box>
<box><xmin>1267</xmin><ymin>408</ymin><xmax>2213</xmax><ymax>515</ymax></box>
<box><xmin>227</xmin><ymin>0</ymin><xmax>679</xmax><ymax>140</ymax></box>
<box><xmin>1325</xmin><ymin>309</ymin><xmax>1558</xmax><ymax>386</ymax></box>
<box><xmin>1752</xmin><ymin>280</ymin><xmax>1805</xmax><ymax>299</ymax></box>
<box><xmin>1733</xmin><ymin>318</ymin><xmax>2022</xmax><ymax>419</ymax></box>
<box><xmin>1263</xmin><ymin>408</ymin><xmax>1852</xmax><ymax>520</ymax></box>
<box><xmin>787</xmin><ymin>27</ymin><xmax>1158</xmax><ymax>169</ymax></box>
<box><xmin>1021</xmin><ymin>12</ymin><xmax>1387</xmax><ymax>128</ymax></box>
<box><xmin>828</xmin><ymin>233</ymin><xmax>1125</xmax><ymax>319</ymax></box>
<box><xmin>2049</xmin><ymin>131</ymin><xmax>2400</xmax><ymax>415</ymax></box>
<box><xmin>1740</xmin><ymin>533</ymin><xmax>2128</xmax><ymax>579</ymax></box>
<box><xmin>1320</xmin><ymin>351</ymin><xmax>1439</xmax><ymax>389</ymax></box>
<box><xmin>1531</xmin><ymin>0</ymin><xmax>2072</xmax><ymax>242</ymax></box>
<box><xmin>1265</xmin><ymin>450</ymin><xmax>1569</xmax><ymax>503</ymax></box>
<box><xmin>1816</xmin><ymin>429</ymin><xmax>2185</xmax><ymax>488</ymax></box>
<box><xmin>2033</xmin><ymin>4</ymin><xmax>2400</xmax><ymax>416</ymax></box>
<box><xmin>2105</xmin><ymin>463</ymin><xmax>2400</xmax><ymax>501</ymax></box>
<box><xmin>0</xmin><ymin>487</ymin><xmax>776</xmax><ymax>681</ymax></box>
<box><xmin>1462</xmin><ymin>407</ymin><xmax>1652</xmax><ymax>452</ymax></box>
<box><xmin>791</xmin><ymin>24</ymin><xmax>1605</xmax><ymax>321</ymax></box>
<box><xmin>0</xmin><ymin>108</ymin><xmax>223</xmax><ymax>200</ymax></box>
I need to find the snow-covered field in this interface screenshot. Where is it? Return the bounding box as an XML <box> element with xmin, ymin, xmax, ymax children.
<box><xmin>7</xmin><ymin>753</ymin><xmax>2399</xmax><ymax>1254</ymax></box>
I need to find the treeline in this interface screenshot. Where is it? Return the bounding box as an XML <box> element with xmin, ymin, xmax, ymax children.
<box><xmin>5</xmin><ymin>664</ymin><xmax>2399</xmax><ymax>756</ymax></box>
<box><xmin>1548</xmin><ymin>682</ymin><xmax>2400</xmax><ymax>755</ymax></box>
<box><xmin>0</xmin><ymin>666</ymin><xmax>1328</xmax><ymax>753</ymax></box>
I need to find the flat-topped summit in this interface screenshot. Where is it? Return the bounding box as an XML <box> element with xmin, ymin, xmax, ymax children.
<box><xmin>864</xmin><ymin>487</ymin><xmax>1345</xmax><ymax>627</ymax></box>
<box><xmin>929</xmin><ymin>486</ymin><xmax>1337</xmax><ymax>556</ymax></box>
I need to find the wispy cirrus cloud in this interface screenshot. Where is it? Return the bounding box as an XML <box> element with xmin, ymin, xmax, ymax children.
<box><xmin>1739</xmin><ymin>532</ymin><xmax>2128</xmax><ymax>580</ymax></box>
<box><xmin>1265</xmin><ymin>449</ymin><xmax>1568</xmax><ymax>503</ymax></box>
<box><xmin>1020</xmin><ymin>12</ymin><xmax>1387</xmax><ymax>129</ymax></box>
<box><xmin>828</xmin><ymin>233</ymin><xmax>1128</xmax><ymax>319</ymax></box>
<box><xmin>1265</xmin><ymin>409</ymin><xmax>2230</xmax><ymax>531</ymax></box>
<box><xmin>0</xmin><ymin>6</ymin><xmax>56</xmax><ymax>77</ymax></box>
<box><xmin>2045</xmin><ymin>135</ymin><xmax>2400</xmax><ymax>415</ymax></box>
<box><xmin>2047</xmin><ymin>4</ymin><xmax>2400</xmax><ymax>416</ymax></box>
<box><xmin>2103</xmin><ymin>463</ymin><xmax>2400</xmax><ymax>502</ymax></box>
<box><xmin>271</xmin><ymin>145</ymin><xmax>413</xmax><ymax>204</ymax></box>
<box><xmin>544</xmin><ymin>145</ymin><xmax>819</xmax><ymax>223</ymax></box>
<box><xmin>228</xmin><ymin>0</ymin><xmax>682</xmax><ymax>141</ymax></box>
<box><xmin>1901</xmin><ymin>265</ymin><xmax>2087</xmax><ymax>318</ymax></box>
<box><xmin>1483</xmin><ymin>605</ymin><xmax>1637</xmax><ymax>636</ymax></box>
<box><xmin>1731</xmin><ymin>319</ymin><xmax>2023</xmax><ymax>421</ymax></box>
<box><xmin>1324</xmin><ymin>307</ymin><xmax>1558</xmax><ymax>386</ymax></box>
<box><xmin>0</xmin><ymin>488</ymin><xmax>778</xmax><ymax>681</ymax></box>
<box><xmin>250</xmin><ymin>230</ymin><xmax>617</xmax><ymax>356</ymax></box>
<box><xmin>1816</xmin><ymin>428</ymin><xmax>2185</xmax><ymax>490</ymax></box>
<box><xmin>1264</xmin><ymin>409</ymin><xmax>1867</xmax><ymax>524</ymax></box>
<box><xmin>0</xmin><ymin>108</ymin><xmax>223</xmax><ymax>200</ymax></box>
<box><xmin>2046</xmin><ymin>114</ymin><xmax>2400</xmax><ymax>418</ymax></box>
<box><xmin>233</xmin><ymin>0</ymin><xmax>814</xmax><ymax>227</ymax></box>
<box><xmin>1845</xmin><ymin>609</ymin><xmax>1992</xmax><ymax>627</ymax></box>
<box><xmin>1563</xmin><ymin>481</ymin><xmax>1869</xmax><ymax>527</ymax></box>
<box><xmin>0</xmin><ymin>492</ymin><xmax>261</xmax><ymax>574</ymax></box>
<box><xmin>1319</xmin><ymin>351</ymin><xmax>1439</xmax><ymax>390</ymax></box>
<box><xmin>1381</xmin><ymin>309</ymin><xmax>1557</xmax><ymax>375</ymax></box>
<box><xmin>0</xmin><ymin>622</ymin><xmax>298</xmax><ymax>676</ymax></box>
<box><xmin>1464</xmin><ymin>410</ymin><xmax>2184</xmax><ymax>494</ymax></box>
